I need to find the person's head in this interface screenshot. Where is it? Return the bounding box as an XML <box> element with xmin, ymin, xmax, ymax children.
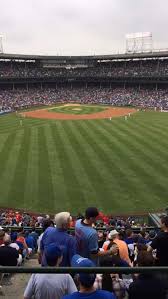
<box><xmin>3</xmin><ymin>233</ymin><xmax>11</xmax><ymax>246</ymax></box>
<box><xmin>55</xmin><ymin>212</ymin><xmax>72</xmax><ymax>229</ymax></box>
<box><xmin>109</xmin><ymin>219</ymin><xmax>116</xmax><ymax>227</ymax></box>
<box><xmin>71</xmin><ymin>255</ymin><xmax>96</xmax><ymax>290</ymax></box>
<box><xmin>85</xmin><ymin>207</ymin><xmax>99</xmax><ymax>225</ymax></box>
<box><xmin>136</xmin><ymin>243</ymin><xmax>147</xmax><ymax>252</ymax></box>
<box><xmin>17</xmin><ymin>231</ymin><xmax>25</xmax><ymax>238</ymax></box>
<box><xmin>126</xmin><ymin>228</ymin><xmax>134</xmax><ymax>238</ymax></box>
<box><xmin>99</xmin><ymin>257</ymin><xmax>115</xmax><ymax>292</ymax></box>
<box><xmin>98</xmin><ymin>231</ymin><xmax>104</xmax><ymax>240</ymax></box>
<box><xmin>108</xmin><ymin>230</ymin><xmax>119</xmax><ymax>241</ymax></box>
<box><xmin>31</xmin><ymin>226</ymin><xmax>36</xmax><ymax>232</ymax></box>
<box><xmin>137</xmin><ymin>251</ymin><xmax>154</xmax><ymax>267</ymax></box>
<box><xmin>107</xmin><ymin>242</ymin><xmax>119</xmax><ymax>256</ymax></box>
<box><xmin>149</xmin><ymin>230</ymin><xmax>157</xmax><ymax>240</ymax></box>
<box><xmin>42</xmin><ymin>219</ymin><xmax>54</xmax><ymax>232</ymax></box>
<box><xmin>160</xmin><ymin>215</ymin><xmax>168</xmax><ymax>231</ymax></box>
<box><xmin>11</xmin><ymin>232</ymin><xmax>17</xmax><ymax>242</ymax></box>
<box><xmin>44</xmin><ymin>243</ymin><xmax>63</xmax><ymax>267</ymax></box>
<box><xmin>24</xmin><ymin>231</ymin><xmax>29</xmax><ymax>238</ymax></box>
<box><xmin>139</xmin><ymin>229</ymin><xmax>146</xmax><ymax>238</ymax></box>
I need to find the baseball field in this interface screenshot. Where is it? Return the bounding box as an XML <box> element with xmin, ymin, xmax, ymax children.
<box><xmin>0</xmin><ymin>103</ymin><xmax>168</xmax><ymax>215</ymax></box>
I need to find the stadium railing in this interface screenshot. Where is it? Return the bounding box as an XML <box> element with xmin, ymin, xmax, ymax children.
<box><xmin>0</xmin><ymin>266</ymin><xmax>168</xmax><ymax>274</ymax></box>
<box><xmin>2</xmin><ymin>226</ymin><xmax>159</xmax><ymax>233</ymax></box>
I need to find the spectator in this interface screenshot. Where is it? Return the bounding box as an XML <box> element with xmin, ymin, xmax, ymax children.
<box><xmin>148</xmin><ymin>215</ymin><xmax>168</xmax><ymax>265</ymax></box>
<box><xmin>146</xmin><ymin>230</ymin><xmax>157</xmax><ymax>246</ymax></box>
<box><xmin>25</xmin><ymin>231</ymin><xmax>35</xmax><ymax>254</ymax></box>
<box><xmin>0</xmin><ymin>234</ymin><xmax>19</xmax><ymax>266</ymax></box>
<box><xmin>75</xmin><ymin>207</ymin><xmax>116</xmax><ymax>265</ymax></box>
<box><xmin>94</xmin><ymin>256</ymin><xmax>126</xmax><ymax>299</ymax></box>
<box><xmin>41</xmin><ymin>212</ymin><xmax>76</xmax><ymax>266</ymax></box>
<box><xmin>37</xmin><ymin>219</ymin><xmax>54</xmax><ymax>264</ymax></box>
<box><xmin>128</xmin><ymin>251</ymin><xmax>167</xmax><ymax>299</ymax></box>
<box><xmin>9</xmin><ymin>234</ymin><xmax>23</xmax><ymax>265</ymax></box>
<box><xmin>108</xmin><ymin>230</ymin><xmax>131</xmax><ymax>266</ymax></box>
<box><xmin>125</xmin><ymin>229</ymin><xmax>134</xmax><ymax>245</ymax></box>
<box><xmin>106</xmin><ymin>243</ymin><xmax>129</xmax><ymax>267</ymax></box>
<box><xmin>63</xmin><ymin>254</ymin><xmax>116</xmax><ymax>299</ymax></box>
<box><xmin>30</xmin><ymin>227</ymin><xmax>39</xmax><ymax>250</ymax></box>
<box><xmin>24</xmin><ymin>244</ymin><xmax>77</xmax><ymax>299</ymax></box>
<box><xmin>16</xmin><ymin>231</ymin><xmax>30</xmax><ymax>258</ymax></box>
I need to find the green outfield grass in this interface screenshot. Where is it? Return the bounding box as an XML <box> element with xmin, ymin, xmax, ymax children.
<box><xmin>0</xmin><ymin>108</ymin><xmax>168</xmax><ymax>215</ymax></box>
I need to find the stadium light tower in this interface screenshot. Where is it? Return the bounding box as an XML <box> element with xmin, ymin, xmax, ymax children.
<box><xmin>125</xmin><ymin>32</ymin><xmax>153</xmax><ymax>53</ymax></box>
<box><xmin>0</xmin><ymin>35</ymin><xmax>3</xmax><ymax>53</ymax></box>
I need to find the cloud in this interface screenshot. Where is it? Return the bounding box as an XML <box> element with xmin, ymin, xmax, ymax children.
<box><xmin>0</xmin><ymin>0</ymin><xmax>168</xmax><ymax>55</ymax></box>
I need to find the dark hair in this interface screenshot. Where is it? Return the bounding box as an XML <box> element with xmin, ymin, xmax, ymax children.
<box><xmin>85</xmin><ymin>207</ymin><xmax>99</xmax><ymax>219</ymax></box>
<box><xmin>100</xmin><ymin>257</ymin><xmax>114</xmax><ymax>292</ymax></box>
<box><xmin>45</xmin><ymin>255</ymin><xmax>59</xmax><ymax>267</ymax></box>
<box><xmin>79</xmin><ymin>274</ymin><xmax>96</xmax><ymax>288</ymax></box>
<box><xmin>140</xmin><ymin>229</ymin><xmax>146</xmax><ymax>238</ymax></box>
<box><xmin>137</xmin><ymin>243</ymin><xmax>147</xmax><ymax>252</ymax></box>
<box><xmin>42</xmin><ymin>219</ymin><xmax>53</xmax><ymax>232</ymax></box>
<box><xmin>137</xmin><ymin>251</ymin><xmax>154</xmax><ymax>267</ymax></box>
<box><xmin>126</xmin><ymin>229</ymin><xmax>133</xmax><ymax>238</ymax></box>
<box><xmin>161</xmin><ymin>215</ymin><xmax>168</xmax><ymax>228</ymax></box>
<box><xmin>107</xmin><ymin>242</ymin><xmax>119</xmax><ymax>256</ymax></box>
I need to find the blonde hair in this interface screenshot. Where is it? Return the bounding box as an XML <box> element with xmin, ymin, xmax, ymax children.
<box><xmin>3</xmin><ymin>233</ymin><xmax>11</xmax><ymax>245</ymax></box>
<box><xmin>55</xmin><ymin>212</ymin><xmax>72</xmax><ymax>228</ymax></box>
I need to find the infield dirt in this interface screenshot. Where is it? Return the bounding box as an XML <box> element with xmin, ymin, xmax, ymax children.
<box><xmin>22</xmin><ymin>106</ymin><xmax>137</xmax><ymax>120</ymax></box>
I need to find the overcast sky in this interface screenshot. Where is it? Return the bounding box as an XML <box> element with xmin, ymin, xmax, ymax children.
<box><xmin>0</xmin><ymin>0</ymin><xmax>168</xmax><ymax>55</ymax></box>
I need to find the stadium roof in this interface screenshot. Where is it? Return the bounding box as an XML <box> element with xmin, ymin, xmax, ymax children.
<box><xmin>1</xmin><ymin>51</ymin><xmax>168</xmax><ymax>61</ymax></box>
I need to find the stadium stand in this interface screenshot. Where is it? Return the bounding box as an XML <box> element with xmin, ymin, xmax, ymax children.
<box><xmin>0</xmin><ymin>207</ymin><xmax>167</xmax><ymax>298</ymax></box>
<box><xmin>1</xmin><ymin>51</ymin><xmax>168</xmax><ymax>297</ymax></box>
<box><xmin>1</xmin><ymin>52</ymin><xmax>168</xmax><ymax>113</ymax></box>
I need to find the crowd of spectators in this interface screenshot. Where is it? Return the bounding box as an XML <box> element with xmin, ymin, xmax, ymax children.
<box><xmin>0</xmin><ymin>207</ymin><xmax>167</xmax><ymax>298</ymax></box>
<box><xmin>1</xmin><ymin>87</ymin><xmax>168</xmax><ymax>113</ymax></box>
<box><xmin>1</xmin><ymin>59</ymin><xmax>168</xmax><ymax>78</ymax></box>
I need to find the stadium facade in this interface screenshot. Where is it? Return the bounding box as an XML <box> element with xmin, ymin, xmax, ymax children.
<box><xmin>0</xmin><ymin>51</ymin><xmax>168</xmax><ymax>89</ymax></box>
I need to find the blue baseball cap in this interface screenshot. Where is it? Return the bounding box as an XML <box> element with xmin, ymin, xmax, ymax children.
<box><xmin>44</xmin><ymin>243</ymin><xmax>62</xmax><ymax>260</ymax></box>
<box><xmin>71</xmin><ymin>255</ymin><xmax>96</xmax><ymax>287</ymax></box>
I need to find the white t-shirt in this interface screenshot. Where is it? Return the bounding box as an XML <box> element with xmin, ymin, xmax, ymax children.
<box><xmin>24</xmin><ymin>273</ymin><xmax>77</xmax><ymax>299</ymax></box>
<box><xmin>10</xmin><ymin>243</ymin><xmax>19</xmax><ymax>251</ymax></box>
<box><xmin>37</xmin><ymin>232</ymin><xmax>44</xmax><ymax>253</ymax></box>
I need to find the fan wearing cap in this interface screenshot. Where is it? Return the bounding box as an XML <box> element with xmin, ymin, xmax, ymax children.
<box><xmin>75</xmin><ymin>207</ymin><xmax>117</xmax><ymax>265</ymax></box>
<box><xmin>40</xmin><ymin>212</ymin><xmax>76</xmax><ymax>266</ymax></box>
<box><xmin>62</xmin><ymin>254</ymin><xmax>116</xmax><ymax>299</ymax></box>
<box><xmin>24</xmin><ymin>244</ymin><xmax>77</xmax><ymax>299</ymax></box>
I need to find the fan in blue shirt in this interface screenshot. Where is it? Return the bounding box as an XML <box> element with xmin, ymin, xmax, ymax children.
<box><xmin>63</xmin><ymin>254</ymin><xmax>116</xmax><ymax>299</ymax></box>
<box><xmin>40</xmin><ymin>212</ymin><xmax>76</xmax><ymax>266</ymax></box>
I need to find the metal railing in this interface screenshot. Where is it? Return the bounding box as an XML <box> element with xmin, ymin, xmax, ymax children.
<box><xmin>0</xmin><ymin>266</ymin><xmax>168</xmax><ymax>274</ymax></box>
<box><xmin>2</xmin><ymin>226</ymin><xmax>158</xmax><ymax>232</ymax></box>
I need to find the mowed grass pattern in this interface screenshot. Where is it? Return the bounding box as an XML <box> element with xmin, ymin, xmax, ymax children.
<box><xmin>0</xmin><ymin>110</ymin><xmax>168</xmax><ymax>214</ymax></box>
